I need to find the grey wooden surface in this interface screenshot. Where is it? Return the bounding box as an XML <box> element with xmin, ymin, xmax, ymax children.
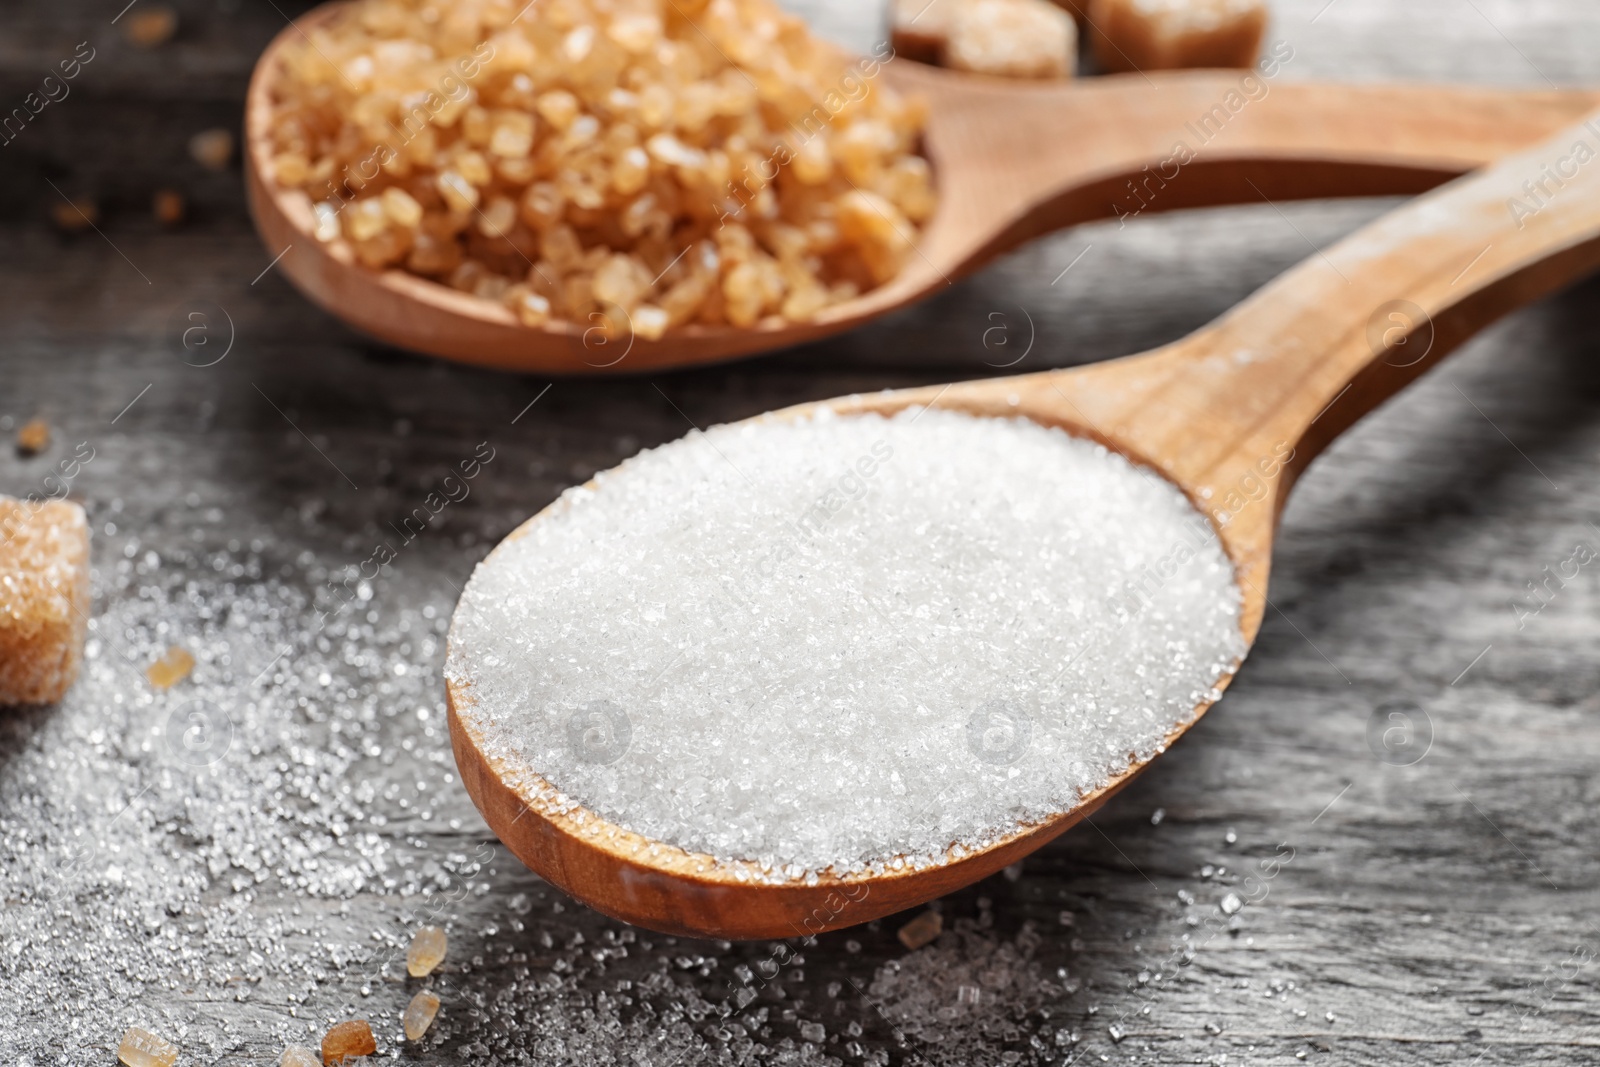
<box><xmin>4</xmin><ymin>0</ymin><xmax>1600</xmax><ymax>1064</ymax></box>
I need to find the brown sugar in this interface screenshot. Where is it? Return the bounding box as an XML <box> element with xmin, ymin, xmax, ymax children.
<box><xmin>266</xmin><ymin>0</ymin><xmax>934</xmax><ymax>333</ymax></box>
<box><xmin>320</xmin><ymin>1020</ymin><xmax>376</xmax><ymax>1065</ymax></box>
<box><xmin>124</xmin><ymin>6</ymin><xmax>178</xmax><ymax>48</ymax></box>
<box><xmin>153</xmin><ymin>188</ymin><xmax>186</xmax><ymax>226</ymax></box>
<box><xmin>189</xmin><ymin>128</ymin><xmax>234</xmax><ymax>171</ymax></box>
<box><xmin>406</xmin><ymin>924</ymin><xmax>447</xmax><ymax>977</ymax></box>
<box><xmin>48</xmin><ymin>199</ymin><xmax>98</xmax><ymax>232</ymax></box>
<box><xmin>15</xmin><ymin>418</ymin><xmax>50</xmax><ymax>455</ymax></box>
<box><xmin>117</xmin><ymin>1027</ymin><xmax>178</xmax><ymax>1067</ymax></box>
<box><xmin>146</xmin><ymin>645</ymin><xmax>195</xmax><ymax>689</ymax></box>
<box><xmin>896</xmin><ymin>908</ymin><xmax>943</xmax><ymax>950</ymax></box>
<box><xmin>402</xmin><ymin>990</ymin><xmax>441</xmax><ymax>1040</ymax></box>
<box><xmin>0</xmin><ymin>497</ymin><xmax>90</xmax><ymax>706</ymax></box>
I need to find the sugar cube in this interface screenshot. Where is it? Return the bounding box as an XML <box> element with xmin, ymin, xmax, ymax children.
<box><xmin>944</xmin><ymin>0</ymin><xmax>1076</xmax><ymax>79</ymax></box>
<box><xmin>1088</xmin><ymin>0</ymin><xmax>1267</xmax><ymax>73</ymax></box>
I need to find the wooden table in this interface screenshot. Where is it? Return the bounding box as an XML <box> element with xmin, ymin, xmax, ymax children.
<box><xmin>3</xmin><ymin>1</ymin><xmax>1599</xmax><ymax>1064</ymax></box>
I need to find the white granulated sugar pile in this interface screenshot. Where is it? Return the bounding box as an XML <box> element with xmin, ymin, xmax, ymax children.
<box><xmin>449</xmin><ymin>408</ymin><xmax>1244</xmax><ymax>876</ymax></box>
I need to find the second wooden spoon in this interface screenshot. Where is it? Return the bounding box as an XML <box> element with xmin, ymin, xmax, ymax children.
<box><xmin>245</xmin><ymin>4</ymin><xmax>1599</xmax><ymax>373</ymax></box>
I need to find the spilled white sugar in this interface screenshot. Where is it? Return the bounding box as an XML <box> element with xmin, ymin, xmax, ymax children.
<box><xmin>448</xmin><ymin>408</ymin><xmax>1245</xmax><ymax>877</ymax></box>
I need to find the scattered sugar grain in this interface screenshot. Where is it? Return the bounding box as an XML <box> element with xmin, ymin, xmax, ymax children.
<box><xmin>153</xmin><ymin>189</ymin><xmax>186</xmax><ymax>227</ymax></box>
<box><xmin>450</xmin><ymin>409</ymin><xmax>1244</xmax><ymax>877</ymax></box>
<box><xmin>189</xmin><ymin>128</ymin><xmax>233</xmax><ymax>171</ymax></box>
<box><xmin>321</xmin><ymin>1020</ymin><xmax>376</xmax><ymax>1065</ymax></box>
<box><xmin>280</xmin><ymin>1046</ymin><xmax>320</xmax><ymax>1067</ymax></box>
<box><xmin>406</xmin><ymin>925</ymin><xmax>446</xmax><ymax>977</ymax></box>
<box><xmin>898</xmin><ymin>910</ymin><xmax>944</xmax><ymax>951</ymax></box>
<box><xmin>870</xmin><ymin>915</ymin><xmax>1059</xmax><ymax>1062</ymax></box>
<box><xmin>49</xmin><ymin>199</ymin><xmax>98</xmax><ymax>233</ymax></box>
<box><xmin>402</xmin><ymin>990</ymin><xmax>441</xmax><ymax>1040</ymax></box>
<box><xmin>124</xmin><ymin>6</ymin><xmax>178</xmax><ymax>47</ymax></box>
<box><xmin>146</xmin><ymin>644</ymin><xmax>195</xmax><ymax>689</ymax></box>
<box><xmin>15</xmin><ymin>418</ymin><xmax>50</xmax><ymax>455</ymax></box>
<box><xmin>118</xmin><ymin>1026</ymin><xmax>178</xmax><ymax>1067</ymax></box>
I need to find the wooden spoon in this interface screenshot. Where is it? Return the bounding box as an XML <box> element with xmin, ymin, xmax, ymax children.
<box><xmin>448</xmin><ymin>106</ymin><xmax>1600</xmax><ymax>939</ymax></box>
<box><xmin>245</xmin><ymin>4</ymin><xmax>1599</xmax><ymax>374</ymax></box>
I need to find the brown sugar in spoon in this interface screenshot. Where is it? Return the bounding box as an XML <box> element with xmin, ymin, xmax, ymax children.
<box><xmin>447</xmin><ymin>106</ymin><xmax>1600</xmax><ymax>939</ymax></box>
<box><xmin>245</xmin><ymin>3</ymin><xmax>1600</xmax><ymax>374</ymax></box>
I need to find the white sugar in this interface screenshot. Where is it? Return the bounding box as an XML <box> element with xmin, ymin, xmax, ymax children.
<box><xmin>448</xmin><ymin>408</ymin><xmax>1244</xmax><ymax>877</ymax></box>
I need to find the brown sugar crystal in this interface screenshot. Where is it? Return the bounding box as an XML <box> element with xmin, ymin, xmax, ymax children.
<box><xmin>124</xmin><ymin>6</ymin><xmax>178</xmax><ymax>48</ymax></box>
<box><xmin>146</xmin><ymin>645</ymin><xmax>195</xmax><ymax>689</ymax></box>
<box><xmin>16</xmin><ymin>418</ymin><xmax>50</xmax><ymax>455</ymax></box>
<box><xmin>280</xmin><ymin>1046</ymin><xmax>320</xmax><ymax>1067</ymax></box>
<box><xmin>49</xmin><ymin>199</ymin><xmax>99</xmax><ymax>233</ymax></box>
<box><xmin>897</xmin><ymin>908</ymin><xmax>944</xmax><ymax>950</ymax></box>
<box><xmin>118</xmin><ymin>1027</ymin><xmax>178</xmax><ymax>1067</ymax></box>
<box><xmin>153</xmin><ymin>189</ymin><xmax>186</xmax><ymax>227</ymax></box>
<box><xmin>189</xmin><ymin>128</ymin><xmax>234</xmax><ymax>171</ymax></box>
<box><xmin>320</xmin><ymin>1020</ymin><xmax>377</xmax><ymax>1065</ymax></box>
<box><xmin>0</xmin><ymin>497</ymin><xmax>90</xmax><ymax>706</ymax></box>
<box><xmin>402</xmin><ymin>990</ymin><xmax>441</xmax><ymax>1040</ymax></box>
<box><xmin>406</xmin><ymin>924</ymin><xmax>446</xmax><ymax>977</ymax></box>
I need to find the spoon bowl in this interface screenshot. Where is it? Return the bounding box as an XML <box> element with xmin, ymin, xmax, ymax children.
<box><xmin>448</xmin><ymin>105</ymin><xmax>1600</xmax><ymax>938</ymax></box>
<box><xmin>245</xmin><ymin>3</ymin><xmax>1599</xmax><ymax>374</ymax></box>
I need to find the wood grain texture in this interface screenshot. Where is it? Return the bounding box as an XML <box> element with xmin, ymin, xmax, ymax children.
<box><xmin>3</xmin><ymin>0</ymin><xmax>1600</xmax><ymax>1064</ymax></box>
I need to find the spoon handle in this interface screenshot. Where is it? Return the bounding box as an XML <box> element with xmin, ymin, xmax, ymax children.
<box><xmin>1045</xmin><ymin>106</ymin><xmax>1600</xmax><ymax>509</ymax></box>
<box><xmin>905</xmin><ymin>62</ymin><xmax>1600</xmax><ymax>278</ymax></box>
<box><xmin>944</xmin><ymin>104</ymin><xmax>1600</xmax><ymax>623</ymax></box>
<box><xmin>1229</xmin><ymin>108</ymin><xmax>1600</xmax><ymax>487</ymax></box>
